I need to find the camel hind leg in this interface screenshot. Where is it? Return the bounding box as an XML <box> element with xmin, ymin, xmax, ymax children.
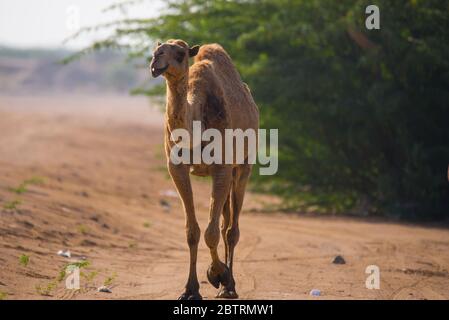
<box><xmin>217</xmin><ymin>164</ymin><xmax>252</xmax><ymax>299</ymax></box>
<box><xmin>221</xmin><ymin>193</ymin><xmax>231</xmax><ymax>264</ymax></box>
<box><xmin>204</xmin><ymin>165</ymin><xmax>233</xmax><ymax>290</ymax></box>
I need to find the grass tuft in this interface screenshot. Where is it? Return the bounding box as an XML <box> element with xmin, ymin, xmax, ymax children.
<box><xmin>9</xmin><ymin>176</ymin><xmax>45</xmax><ymax>194</ymax></box>
<box><xmin>35</xmin><ymin>281</ymin><xmax>57</xmax><ymax>296</ymax></box>
<box><xmin>37</xmin><ymin>260</ymin><xmax>91</xmax><ymax>296</ymax></box>
<box><xmin>3</xmin><ymin>200</ymin><xmax>21</xmax><ymax>210</ymax></box>
<box><xmin>19</xmin><ymin>254</ymin><xmax>30</xmax><ymax>267</ymax></box>
<box><xmin>103</xmin><ymin>272</ymin><xmax>117</xmax><ymax>286</ymax></box>
<box><xmin>81</xmin><ymin>270</ymin><xmax>98</xmax><ymax>283</ymax></box>
<box><xmin>77</xmin><ymin>224</ymin><xmax>89</xmax><ymax>235</ymax></box>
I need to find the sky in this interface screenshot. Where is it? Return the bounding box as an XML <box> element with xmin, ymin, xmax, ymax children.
<box><xmin>0</xmin><ymin>0</ymin><xmax>163</xmax><ymax>49</ymax></box>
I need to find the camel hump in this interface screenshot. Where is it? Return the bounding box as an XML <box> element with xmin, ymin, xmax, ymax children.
<box><xmin>194</xmin><ymin>44</ymin><xmax>242</xmax><ymax>83</ymax></box>
<box><xmin>195</xmin><ymin>43</ymin><xmax>229</xmax><ymax>62</ymax></box>
<box><xmin>192</xmin><ymin>43</ymin><xmax>258</xmax><ymax>130</ymax></box>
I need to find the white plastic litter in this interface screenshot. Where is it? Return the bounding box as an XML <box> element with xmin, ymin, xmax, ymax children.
<box><xmin>160</xmin><ymin>189</ymin><xmax>178</xmax><ymax>198</ymax></box>
<box><xmin>57</xmin><ymin>250</ymin><xmax>71</xmax><ymax>258</ymax></box>
<box><xmin>309</xmin><ymin>289</ymin><xmax>321</xmax><ymax>296</ymax></box>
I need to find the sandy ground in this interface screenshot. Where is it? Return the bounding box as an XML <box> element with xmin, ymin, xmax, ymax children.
<box><xmin>1</xmin><ymin>94</ymin><xmax>449</xmax><ymax>300</ymax></box>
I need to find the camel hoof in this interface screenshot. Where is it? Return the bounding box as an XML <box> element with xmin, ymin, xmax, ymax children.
<box><xmin>217</xmin><ymin>287</ymin><xmax>239</xmax><ymax>299</ymax></box>
<box><xmin>178</xmin><ymin>291</ymin><xmax>202</xmax><ymax>300</ymax></box>
<box><xmin>207</xmin><ymin>263</ymin><xmax>230</xmax><ymax>289</ymax></box>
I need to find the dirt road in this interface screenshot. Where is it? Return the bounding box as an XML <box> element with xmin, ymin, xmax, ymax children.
<box><xmin>1</xmin><ymin>95</ymin><xmax>449</xmax><ymax>300</ymax></box>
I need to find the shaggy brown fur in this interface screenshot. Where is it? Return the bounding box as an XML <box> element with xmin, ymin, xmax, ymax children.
<box><xmin>150</xmin><ymin>39</ymin><xmax>259</xmax><ymax>300</ymax></box>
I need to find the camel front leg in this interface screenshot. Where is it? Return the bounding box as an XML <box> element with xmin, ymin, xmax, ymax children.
<box><xmin>204</xmin><ymin>165</ymin><xmax>233</xmax><ymax>291</ymax></box>
<box><xmin>168</xmin><ymin>162</ymin><xmax>202</xmax><ymax>300</ymax></box>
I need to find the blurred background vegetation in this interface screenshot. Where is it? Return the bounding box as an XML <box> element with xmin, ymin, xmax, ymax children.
<box><xmin>71</xmin><ymin>0</ymin><xmax>449</xmax><ymax>220</ymax></box>
<box><xmin>0</xmin><ymin>46</ymin><xmax>151</xmax><ymax>94</ymax></box>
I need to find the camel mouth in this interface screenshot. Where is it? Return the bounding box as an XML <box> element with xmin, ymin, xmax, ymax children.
<box><xmin>151</xmin><ymin>65</ymin><xmax>168</xmax><ymax>78</ymax></box>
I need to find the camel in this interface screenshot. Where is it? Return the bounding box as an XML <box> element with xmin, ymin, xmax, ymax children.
<box><xmin>150</xmin><ymin>39</ymin><xmax>259</xmax><ymax>300</ymax></box>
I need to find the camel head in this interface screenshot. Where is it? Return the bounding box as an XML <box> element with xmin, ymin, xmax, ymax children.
<box><xmin>150</xmin><ymin>39</ymin><xmax>200</xmax><ymax>79</ymax></box>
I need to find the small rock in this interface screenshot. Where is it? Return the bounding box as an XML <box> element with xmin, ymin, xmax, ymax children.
<box><xmin>97</xmin><ymin>286</ymin><xmax>112</xmax><ymax>293</ymax></box>
<box><xmin>309</xmin><ymin>289</ymin><xmax>321</xmax><ymax>296</ymax></box>
<box><xmin>57</xmin><ymin>250</ymin><xmax>71</xmax><ymax>258</ymax></box>
<box><xmin>332</xmin><ymin>255</ymin><xmax>346</xmax><ymax>264</ymax></box>
<box><xmin>159</xmin><ymin>199</ymin><xmax>171</xmax><ymax>212</ymax></box>
<box><xmin>20</xmin><ymin>221</ymin><xmax>34</xmax><ymax>229</ymax></box>
<box><xmin>80</xmin><ymin>191</ymin><xmax>89</xmax><ymax>198</ymax></box>
<box><xmin>80</xmin><ymin>239</ymin><xmax>97</xmax><ymax>246</ymax></box>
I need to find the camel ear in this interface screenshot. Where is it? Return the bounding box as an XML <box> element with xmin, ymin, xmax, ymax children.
<box><xmin>189</xmin><ymin>45</ymin><xmax>200</xmax><ymax>57</ymax></box>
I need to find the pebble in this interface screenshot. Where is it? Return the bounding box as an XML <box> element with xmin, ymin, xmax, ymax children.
<box><xmin>332</xmin><ymin>255</ymin><xmax>346</xmax><ymax>264</ymax></box>
<box><xmin>57</xmin><ymin>250</ymin><xmax>71</xmax><ymax>258</ymax></box>
<box><xmin>97</xmin><ymin>286</ymin><xmax>112</xmax><ymax>293</ymax></box>
<box><xmin>159</xmin><ymin>199</ymin><xmax>171</xmax><ymax>212</ymax></box>
<box><xmin>309</xmin><ymin>289</ymin><xmax>321</xmax><ymax>296</ymax></box>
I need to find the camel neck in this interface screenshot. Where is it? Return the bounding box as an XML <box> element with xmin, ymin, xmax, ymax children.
<box><xmin>165</xmin><ymin>74</ymin><xmax>189</xmax><ymax>132</ymax></box>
